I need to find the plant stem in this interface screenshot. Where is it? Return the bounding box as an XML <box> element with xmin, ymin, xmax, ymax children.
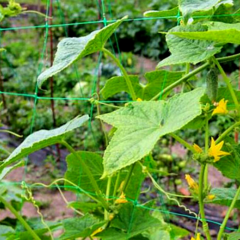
<box><xmin>217</xmin><ymin>186</ymin><xmax>240</xmax><ymax>240</ymax></box>
<box><xmin>151</xmin><ymin>62</ymin><xmax>209</xmax><ymax>101</ymax></box>
<box><xmin>212</xmin><ymin>57</ymin><xmax>240</xmax><ymax>112</ymax></box>
<box><xmin>216</xmin><ymin>121</ymin><xmax>240</xmax><ymax>144</ymax></box>
<box><xmin>217</xmin><ymin>52</ymin><xmax>240</xmax><ymax>63</ymax></box>
<box><xmin>185</xmin><ymin>63</ymin><xmax>190</xmax><ymax>74</ymax></box>
<box><xmin>0</xmin><ymin>129</ymin><xmax>22</xmax><ymax>138</ymax></box>
<box><xmin>0</xmin><ymin>196</ymin><xmax>41</xmax><ymax>240</ymax></box>
<box><xmin>113</xmin><ymin>171</ymin><xmax>121</xmax><ymax>197</ymax></box>
<box><xmin>170</xmin><ymin>133</ymin><xmax>195</xmax><ymax>153</ymax></box>
<box><xmin>104</xmin><ymin>176</ymin><xmax>112</xmax><ymax>220</ymax></box>
<box><xmin>96</xmin><ymin>98</ymin><xmax>109</xmax><ymax>148</ymax></box>
<box><xmin>204</xmin><ymin>117</ymin><xmax>209</xmax><ymax>189</ymax></box>
<box><xmin>199</xmin><ymin>164</ymin><xmax>212</xmax><ymax>240</ymax></box>
<box><xmin>61</xmin><ymin>140</ymin><xmax>109</xmax><ymax>210</ymax></box>
<box><xmin>97</xmin><ymin>101</ymin><xmax>121</xmax><ymax>109</ymax></box>
<box><xmin>102</xmin><ymin>48</ymin><xmax>137</xmax><ymax>100</ymax></box>
<box><xmin>151</xmin><ymin>53</ymin><xmax>240</xmax><ymax>101</ymax></box>
<box><xmin>122</xmin><ymin>163</ymin><xmax>135</xmax><ymax>193</ymax></box>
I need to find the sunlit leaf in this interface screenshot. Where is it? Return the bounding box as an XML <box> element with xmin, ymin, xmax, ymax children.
<box><xmin>179</xmin><ymin>0</ymin><xmax>219</xmax><ymax>15</ymax></box>
<box><xmin>157</xmin><ymin>24</ymin><xmax>222</xmax><ymax>68</ymax></box>
<box><xmin>98</xmin><ymin>88</ymin><xmax>205</xmax><ymax>177</ymax></box>
<box><xmin>170</xmin><ymin>22</ymin><xmax>240</xmax><ymax>44</ymax></box>
<box><xmin>37</xmin><ymin>16</ymin><xmax>127</xmax><ymax>88</ymax></box>
<box><xmin>0</xmin><ymin>115</ymin><xmax>89</xmax><ymax>171</ymax></box>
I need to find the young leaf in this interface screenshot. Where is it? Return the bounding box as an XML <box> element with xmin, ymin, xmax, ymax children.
<box><xmin>179</xmin><ymin>0</ymin><xmax>219</xmax><ymax>15</ymax></box>
<box><xmin>157</xmin><ymin>24</ymin><xmax>222</xmax><ymax>68</ymax></box>
<box><xmin>59</xmin><ymin>214</ymin><xmax>106</xmax><ymax>240</ymax></box>
<box><xmin>205</xmin><ymin>188</ymin><xmax>240</xmax><ymax>209</ymax></box>
<box><xmin>100</xmin><ymin>70</ymin><xmax>184</xmax><ymax>100</ymax></box>
<box><xmin>37</xmin><ymin>16</ymin><xmax>127</xmax><ymax>88</ymax></box>
<box><xmin>98</xmin><ymin>88</ymin><xmax>205</xmax><ymax>177</ymax></box>
<box><xmin>170</xmin><ymin>22</ymin><xmax>240</xmax><ymax>44</ymax></box>
<box><xmin>0</xmin><ymin>115</ymin><xmax>89</xmax><ymax>171</ymax></box>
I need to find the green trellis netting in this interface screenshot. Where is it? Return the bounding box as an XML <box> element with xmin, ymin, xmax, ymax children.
<box><xmin>0</xmin><ymin>0</ymin><xmax>240</xmax><ymax>237</ymax></box>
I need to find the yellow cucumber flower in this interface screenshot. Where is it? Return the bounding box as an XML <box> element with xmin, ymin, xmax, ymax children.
<box><xmin>185</xmin><ymin>174</ymin><xmax>199</xmax><ymax>193</ymax></box>
<box><xmin>193</xmin><ymin>143</ymin><xmax>203</xmax><ymax>153</ymax></box>
<box><xmin>208</xmin><ymin>138</ymin><xmax>230</xmax><ymax>162</ymax></box>
<box><xmin>212</xmin><ymin>98</ymin><xmax>228</xmax><ymax>115</ymax></box>
<box><xmin>137</xmin><ymin>98</ymin><xmax>143</xmax><ymax>101</ymax></box>
<box><xmin>115</xmin><ymin>192</ymin><xmax>128</xmax><ymax>204</ymax></box>
<box><xmin>207</xmin><ymin>194</ymin><xmax>215</xmax><ymax>200</ymax></box>
<box><xmin>191</xmin><ymin>233</ymin><xmax>201</xmax><ymax>240</ymax></box>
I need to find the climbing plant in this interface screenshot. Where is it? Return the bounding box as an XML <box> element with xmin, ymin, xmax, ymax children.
<box><xmin>1</xmin><ymin>0</ymin><xmax>240</xmax><ymax>239</ymax></box>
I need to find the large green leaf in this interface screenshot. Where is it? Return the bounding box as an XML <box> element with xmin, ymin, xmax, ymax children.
<box><xmin>65</xmin><ymin>151</ymin><xmax>145</xmax><ymax>200</ymax></box>
<box><xmin>8</xmin><ymin>218</ymin><xmax>61</xmax><ymax>240</ymax></box>
<box><xmin>214</xmin><ymin>143</ymin><xmax>240</xmax><ymax>181</ymax></box>
<box><xmin>205</xmin><ymin>188</ymin><xmax>240</xmax><ymax>209</ymax></box>
<box><xmin>98</xmin><ymin>88</ymin><xmax>205</xmax><ymax>177</ymax></box>
<box><xmin>157</xmin><ymin>24</ymin><xmax>222</xmax><ymax>68</ymax></box>
<box><xmin>143</xmin><ymin>210</ymin><xmax>189</xmax><ymax>240</ymax></box>
<box><xmin>226</xmin><ymin>232</ymin><xmax>240</xmax><ymax>240</ymax></box>
<box><xmin>179</xmin><ymin>0</ymin><xmax>219</xmax><ymax>15</ymax></box>
<box><xmin>217</xmin><ymin>88</ymin><xmax>240</xmax><ymax>110</ymax></box>
<box><xmin>211</xmin><ymin>1</ymin><xmax>234</xmax><ymax>23</ymax></box>
<box><xmin>37</xmin><ymin>16</ymin><xmax>127</xmax><ymax>88</ymax></box>
<box><xmin>95</xmin><ymin>228</ymin><xmax>129</xmax><ymax>240</ymax></box>
<box><xmin>101</xmin><ymin>75</ymin><xmax>142</xmax><ymax>100</ymax></box>
<box><xmin>97</xmin><ymin>203</ymin><xmax>161</xmax><ymax>239</ymax></box>
<box><xmin>100</xmin><ymin>70</ymin><xmax>184</xmax><ymax>100</ymax></box>
<box><xmin>0</xmin><ymin>225</ymin><xmax>14</xmax><ymax>240</ymax></box>
<box><xmin>234</xmin><ymin>8</ymin><xmax>240</xmax><ymax>22</ymax></box>
<box><xmin>65</xmin><ymin>151</ymin><xmax>106</xmax><ymax>194</ymax></box>
<box><xmin>169</xmin><ymin>224</ymin><xmax>189</xmax><ymax>239</ymax></box>
<box><xmin>170</xmin><ymin>22</ymin><xmax>240</xmax><ymax>44</ymax></box>
<box><xmin>111</xmin><ymin>203</ymin><xmax>161</xmax><ymax>235</ymax></box>
<box><xmin>67</xmin><ymin>202</ymin><xmax>101</xmax><ymax>214</ymax></box>
<box><xmin>0</xmin><ymin>115</ymin><xmax>89</xmax><ymax>171</ymax></box>
<box><xmin>59</xmin><ymin>214</ymin><xmax>106</xmax><ymax>240</ymax></box>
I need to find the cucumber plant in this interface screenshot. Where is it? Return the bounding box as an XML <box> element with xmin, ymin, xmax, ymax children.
<box><xmin>1</xmin><ymin>0</ymin><xmax>240</xmax><ymax>239</ymax></box>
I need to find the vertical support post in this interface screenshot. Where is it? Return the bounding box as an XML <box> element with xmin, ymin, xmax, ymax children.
<box><xmin>49</xmin><ymin>0</ymin><xmax>61</xmax><ymax>162</ymax></box>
